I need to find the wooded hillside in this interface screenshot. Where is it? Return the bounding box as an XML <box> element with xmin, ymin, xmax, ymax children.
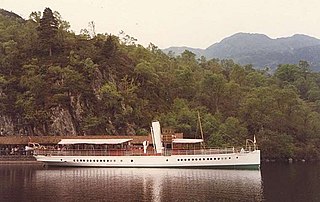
<box><xmin>1</xmin><ymin>8</ymin><xmax>320</xmax><ymax>160</ymax></box>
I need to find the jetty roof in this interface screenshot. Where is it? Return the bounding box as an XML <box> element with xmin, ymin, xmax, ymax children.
<box><xmin>172</xmin><ymin>139</ymin><xmax>203</xmax><ymax>144</ymax></box>
<box><xmin>58</xmin><ymin>139</ymin><xmax>132</xmax><ymax>145</ymax></box>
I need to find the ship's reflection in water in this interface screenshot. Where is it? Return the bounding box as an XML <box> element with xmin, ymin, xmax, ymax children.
<box><xmin>32</xmin><ymin>168</ymin><xmax>263</xmax><ymax>201</ymax></box>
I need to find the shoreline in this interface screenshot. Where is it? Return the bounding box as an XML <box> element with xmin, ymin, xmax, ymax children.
<box><xmin>0</xmin><ymin>160</ymin><xmax>43</xmax><ymax>165</ymax></box>
<box><xmin>0</xmin><ymin>155</ymin><xmax>39</xmax><ymax>164</ymax></box>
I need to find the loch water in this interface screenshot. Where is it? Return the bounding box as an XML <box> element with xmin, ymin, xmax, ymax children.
<box><xmin>0</xmin><ymin>163</ymin><xmax>319</xmax><ymax>202</ymax></box>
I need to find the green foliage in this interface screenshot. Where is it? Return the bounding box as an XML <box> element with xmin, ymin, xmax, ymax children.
<box><xmin>199</xmin><ymin>73</ymin><xmax>226</xmax><ymax>113</ymax></box>
<box><xmin>259</xmin><ymin>130</ymin><xmax>295</xmax><ymax>160</ymax></box>
<box><xmin>37</xmin><ymin>8</ymin><xmax>58</xmax><ymax>56</ymax></box>
<box><xmin>0</xmin><ymin>8</ymin><xmax>320</xmax><ymax>160</ymax></box>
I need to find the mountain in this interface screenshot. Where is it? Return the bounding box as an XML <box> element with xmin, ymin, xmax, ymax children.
<box><xmin>165</xmin><ymin>46</ymin><xmax>205</xmax><ymax>57</ymax></box>
<box><xmin>163</xmin><ymin>33</ymin><xmax>320</xmax><ymax>71</ymax></box>
<box><xmin>0</xmin><ymin>8</ymin><xmax>24</xmax><ymax>21</ymax></box>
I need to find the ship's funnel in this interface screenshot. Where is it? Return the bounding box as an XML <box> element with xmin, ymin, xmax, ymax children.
<box><xmin>151</xmin><ymin>121</ymin><xmax>163</xmax><ymax>153</ymax></box>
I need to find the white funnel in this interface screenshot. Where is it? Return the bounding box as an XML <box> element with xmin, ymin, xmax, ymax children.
<box><xmin>151</xmin><ymin>121</ymin><xmax>163</xmax><ymax>154</ymax></box>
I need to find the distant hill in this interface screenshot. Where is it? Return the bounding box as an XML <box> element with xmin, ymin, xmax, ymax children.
<box><xmin>163</xmin><ymin>33</ymin><xmax>320</xmax><ymax>71</ymax></box>
<box><xmin>0</xmin><ymin>8</ymin><xmax>24</xmax><ymax>21</ymax></box>
<box><xmin>165</xmin><ymin>46</ymin><xmax>205</xmax><ymax>57</ymax></box>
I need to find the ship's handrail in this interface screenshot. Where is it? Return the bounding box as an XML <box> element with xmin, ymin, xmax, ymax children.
<box><xmin>34</xmin><ymin>147</ymin><xmax>253</xmax><ymax>157</ymax></box>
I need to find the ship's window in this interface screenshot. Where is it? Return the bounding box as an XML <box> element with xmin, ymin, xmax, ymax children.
<box><xmin>203</xmin><ymin>158</ymin><xmax>205</xmax><ymax>161</ymax></box>
<box><xmin>192</xmin><ymin>159</ymin><xmax>194</xmax><ymax>161</ymax></box>
<box><xmin>61</xmin><ymin>159</ymin><xmax>63</xmax><ymax>161</ymax></box>
<box><xmin>114</xmin><ymin>160</ymin><xmax>116</xmax><ymax>162</ymax></box>
<box><xmin>120</xmin><ymin>160</ymin><xmax>123</xmax><ymax>162</ymax></box>
<box><xmin>210</xmin><ymin>158</ymin><xmax>212</xmax><ymax>160</ymax></box>
<box><xmin>225</xmin><ymin>158</ymin><xmax>227</xmax><ymax>160</ymax></box>
<box><xmin>229</xmin><ymin>157</ymin><xmax>231</xmax><ymax>160</ymax></box>
<box><xmin>131</xmin><ymin>160</ymin><xmax>133</xmax><ymax>162</ymax></box>
<box><xmin>166</xmin><ymin>159</ymin><xmax>168</xmax><ymax>161</ymax></box>
<box><xmin>99</xmin><ymin>160</ymin><xmax>102</xmax><ymax>162</ymax></box>
<box><xmin>199</xmin><ymin>158</ymin><xmax>201</xmax><ymax>161</ymax></box>
<box><xmin>218</xmin><ymin>158</ymin><xmax>220</xmax><ymax>160</ymax></box>
<box><xmin>184</xmin><ymin>159</ymin><xmax>187</xmax><ymax>161</ymax></box>
<box><xmin>195</xmin><ymin>158</ymin><xmax>197</xmax><ymax>161</ymax></box>
<box><xmin>213</xmin><ymin>158</ymin><xmax>216</xmax><ymax>160</ymax></box>
<box><xmin>73</xmin><ymin>159</ymin><xmax>75</xmax><ymax>162</ymax></box>
<box><xmin>207</xmin><ymin>158</ymin><xmax>209</xmax><ymax>160</ymax></box>
<box><xmin>177</xmin><ymin>159</ymin><xmax>180</xmax><ymax>161</ymax></box>
<box><xmin>188</xmin><ymin>159</ymin><xmax>190</xmax><ymax>161</ymax></box>
<box><xmin>90</xmin><ymin>160</ymin><xmax>92</xmax><ymax>162</ymax></box>
<box><xmin>76</xmin><ymin>159</ymin><xmax>79</xmax><ymax>162</ymax></box>
<box><xmin>236</xmin><ymin>157</ymin><xmax>239</xmax><ymax>159</ymax></box>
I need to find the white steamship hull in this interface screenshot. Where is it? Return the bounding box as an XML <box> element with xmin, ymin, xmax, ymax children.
<box><xmin>35</xmin><ymin>150</ymin><xmax>260</xmax><ymax>169</ymax></box>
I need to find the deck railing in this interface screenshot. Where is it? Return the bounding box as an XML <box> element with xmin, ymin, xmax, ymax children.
<box><xmin>34</xmin><ymin>147</ymin><xmax>245</xmax><ymax>157</ymax></box>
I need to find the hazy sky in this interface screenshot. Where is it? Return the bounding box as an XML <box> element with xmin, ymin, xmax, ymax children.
<box><xmin>2</xmin><ymin>0</ymin><xmax>320</xmax><ymax>49</ymax></box>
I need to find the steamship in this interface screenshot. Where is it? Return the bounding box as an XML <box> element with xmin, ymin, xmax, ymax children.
<box><xmin>34</xmin><ymin>121</ymin><xmax>260</xmax><ymax>169</ymax></box>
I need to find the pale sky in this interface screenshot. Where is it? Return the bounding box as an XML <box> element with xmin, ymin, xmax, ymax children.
<box><xmin>1</xmin><ymin>0</ymin><xmax>320</xmax><ymax>49</ymax></box>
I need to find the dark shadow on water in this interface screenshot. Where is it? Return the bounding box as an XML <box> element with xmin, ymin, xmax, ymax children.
<box><xmin>261</xmin><ymin>162</ymin><xmax>320</xmax><ymax>202</ymax></box>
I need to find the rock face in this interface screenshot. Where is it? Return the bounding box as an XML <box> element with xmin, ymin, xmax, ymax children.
<box><xmin>0</xmin><ymin>116</ymin><xmax>15</xmax><ymax>136</ymax></box>
<box><xmin>0</xmin><ymin>85</ymin><xmax>87</xmax><ymax>136</ymax></box>
<box><xmin>0</xmin><ymin>107</ymin><xmax>78</xmax><ymax>136</ymax></box>
<box><xmin>49</xmin><ymin>106</ymin><xmax>77</xmax><ymax>136</ymax></box>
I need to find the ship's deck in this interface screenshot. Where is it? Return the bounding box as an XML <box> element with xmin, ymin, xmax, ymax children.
<box><xmin>34</xmin><ymin>147</ymin><xmax>247</xmax><ymax>157</ymax></box>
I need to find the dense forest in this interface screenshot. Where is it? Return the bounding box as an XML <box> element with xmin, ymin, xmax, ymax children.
<box><xmin>1</xmin><ymin>8</ymin><xmax>320</xmax><ymax>160</ymax></box>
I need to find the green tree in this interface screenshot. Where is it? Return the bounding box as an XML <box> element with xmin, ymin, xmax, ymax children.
<box><xmin>199</xmin><ymin>73</ymin><xmax>226</xmax><ymax>113</ymax></box>
<box><xmin>37</xmin><ymin>7</ymin><xmax>58</xmax><ymax>56</ymax></box>
<box><xmin>217</xmin><ymin>117</ymin><xmax>248</xmax><ymax>146</ymax></box>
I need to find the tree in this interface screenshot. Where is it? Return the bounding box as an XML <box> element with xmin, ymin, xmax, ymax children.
<box><xmin>199</xmin><ymin>73</ymin><xmax>226</xmax><ymax>113</ymax></box>
<box><xmin>37</xmin><ymin>8</ymin><xmax>58</xmax><ymax>56</ymax></box>
<box><xmin>218</xmin><ymin>117</ymin><xmax>248</xmax><ymax>146</ymax></box>
<box><xmin>29</xmin><ymin>11</ymin><xmax>41</xmax><ymax>24</ymax></box>
<box><xmin>275</xmin><ymin>64</ymin><xmax>301</xmax><ymax>83</ymax></box>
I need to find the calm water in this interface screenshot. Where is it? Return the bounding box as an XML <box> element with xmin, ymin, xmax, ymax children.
<box><xmin>0</xmin><ymin>163</ymin><xmax>319</xmax><ymax>202</ymax></box>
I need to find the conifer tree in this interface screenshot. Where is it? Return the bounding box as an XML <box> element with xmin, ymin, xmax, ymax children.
<box><xmin>37</xmin><ymin>7</ymin><xmax>58</xmax><ymax>56</ymax></box>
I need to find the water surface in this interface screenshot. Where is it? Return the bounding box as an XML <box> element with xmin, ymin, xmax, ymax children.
<box><xmin>0</xmin><ymin>163</ymin><xmax>319</xmax><ymax>201</ymax></box>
